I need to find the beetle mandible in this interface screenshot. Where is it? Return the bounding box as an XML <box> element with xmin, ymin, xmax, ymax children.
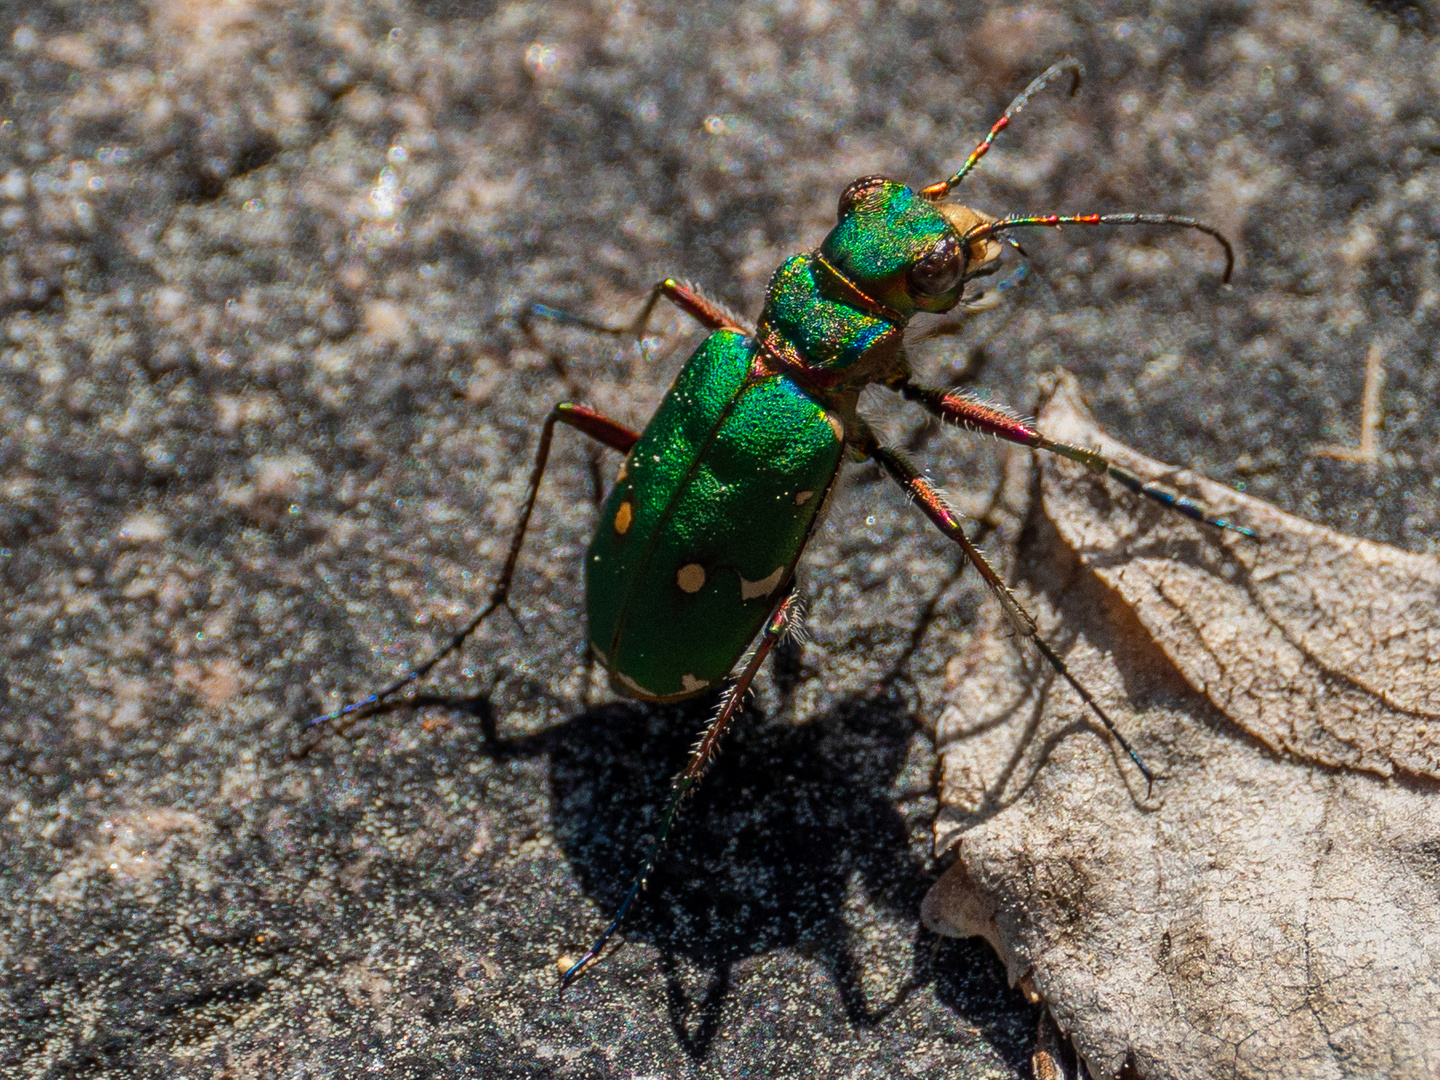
<box><xmin>308</xmin><ymin>60</ymin><xmax>1240</xmax><ymax>987</ymax></box>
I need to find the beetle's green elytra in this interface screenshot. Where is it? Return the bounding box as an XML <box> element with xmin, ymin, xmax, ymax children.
<box><xmin>586</xmin><ymin>329</ymin><xmax>844</xmax><ymax>702</ymax></box>
<box><xmin>306</xmin><ymin>59</ymin><xmax>1244</xmax><ymax>990</ymax></box>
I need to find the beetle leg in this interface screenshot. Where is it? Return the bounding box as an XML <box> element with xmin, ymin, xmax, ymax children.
<box><xmin>862</xmin><ymin>436</ymin><xmax>1156</xmax><ymax>788</ymax></box>
<box><xmin>627</xmin><ymin>278</ymin><xmax>752</xmax><ymax>337</ymax></box>
<box><xmin>299</xmin><ymin>403</ymin><xmax>639</xmax><ymax>744</ymax></box>
<box><xmin>893</xmin><ymin>377</ymin><xmax>1255</xmax><ymax>537</ymax></box>
<box><xmin>526</xmin><ymin>277</ymin><xmax>751</xmax><ymax>343</ymax></box>
<box><xmin>560</xmin><ymin>589</ymin><xmax>800</xmax><ymax>991</ymax></box>
<box><xmin>523</xmin><ymin>281</ymin><xmax>747</xmax><ymax>500</ymax></box>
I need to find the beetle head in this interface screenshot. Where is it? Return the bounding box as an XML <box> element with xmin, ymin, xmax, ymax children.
<box><xmin>819</xmin><ymin>177</ymin><xmax>1003</xmax><ymax>319</ymax></box>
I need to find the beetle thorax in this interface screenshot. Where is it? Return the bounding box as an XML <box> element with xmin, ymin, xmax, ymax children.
<box><xmin>752</xmin><ymin>252</ymin><xmax>908</xmax><ymax>394</ymax></box>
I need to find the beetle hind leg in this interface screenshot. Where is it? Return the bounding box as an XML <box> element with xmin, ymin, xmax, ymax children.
<box><xmin>297</xmin><ymin>403</ymin><xmax>639</xmax><ymax>753</ymax></box>
<box><xmin>559</xmin><ymin>589</ymin><xmax>800</xmax><ymax>990</ymax></box>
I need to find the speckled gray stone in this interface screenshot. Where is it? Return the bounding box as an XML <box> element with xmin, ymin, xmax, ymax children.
<box><xmin>1</xmin><ymin>1</ymin><xmax>1435</xmax><ymax>1077</ymax></box>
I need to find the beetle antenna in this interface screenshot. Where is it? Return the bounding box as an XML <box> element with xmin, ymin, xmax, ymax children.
<box><xmin>922</xmin><ymin>58</ymin><xmax>1083</xmax><ymax>200</ymax></box>
<box><xmin>964</xmin><ymin>214</ymin><xmax>1236</xmax><ymax>284</ymax></box>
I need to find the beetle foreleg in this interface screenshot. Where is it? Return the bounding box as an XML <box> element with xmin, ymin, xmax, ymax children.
<box><xmin>299</xmin><ymin>403</ymin><xmax>639</xmax><ymax>747</ymax></box>
<box><xmin>628</xmin><ymin>278</ymin><xmax>752</xmax><ymax>338</ymax></box>
<box><xmin>893</xmin><ymin>378</ymin><xmax>1255</xmax><ymax>538</ymax></box>
<box><xmin>559</xmin><ymin>589</ymin><xmax>800</xmax><ymax>991</ymax></box>
<box><xmin>864</xmin><ymin>438</ymin><xmax>1156</xmax><ymax>789</ymax></box>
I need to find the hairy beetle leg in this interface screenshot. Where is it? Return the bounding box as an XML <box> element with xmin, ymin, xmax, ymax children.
<box><xmin>559</xmin><ymin>589</ymin><xmax>801</xmax><ymax>992</ymax></box>
<box><xmin>298</xmin><ymin>403</ymin><xmax>639</xmax><ymax>747</ymax></box>
<box><xmin>863</xmin><ymin>436</ymin><xmax>1156</xmax><ymax>789</ymax></box>
<box><xmin>894</xmin><ymin>378</ymin><xmax>1255</xmax><ymax>538</ymax></box>
<box><xmin>526</xmin><ymin>277</ymin><xmax>751</xmax><ymax>345</ymax></box>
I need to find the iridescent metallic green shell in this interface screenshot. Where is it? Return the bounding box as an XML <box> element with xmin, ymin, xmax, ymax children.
<box><xmin>586</xmin><ymin>330</ymin><xmax>845</xmax><ymax>701</ymax></box>
<box><xmin>587</xmin><ymin>180</ymin><xmax>968</xmax><ymax>701</ymax></box>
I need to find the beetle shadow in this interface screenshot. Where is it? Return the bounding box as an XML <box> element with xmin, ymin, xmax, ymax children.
<box><xmin>549</xmin><ymin>690</ymin><xmax>921</xmax><ymax>1057</ymax></box>
<box><xmin>459</xmin><ymin>683</ymin><xmax>1023</xmax><ymax>1064</ymax></box>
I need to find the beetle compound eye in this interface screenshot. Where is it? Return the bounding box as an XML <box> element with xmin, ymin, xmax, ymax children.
<box><xmin>907</xmin><ymin>234</ymin><xmax>963</xmax><ymax>296</ymax></box>
<box><xmin>837</xmin><ymin>175</ymin><xmax>891</xmax><ymax>218</ymax></box>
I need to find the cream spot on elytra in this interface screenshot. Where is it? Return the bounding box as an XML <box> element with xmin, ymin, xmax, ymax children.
<box><xmin>739</xmin><ymin>565</ymin><xmax>785</xmax><ymax>601</ymax></box>
<box><xmin>794</xmin><ymin>490</ymin><xmax>814</xmax><ymax>506</ymax></box>
<box><xmin>681</xmin><ymin>673</ymin><xmax>709</xmax><ymax>693</ymax></box>
<box><xmin>676</xmin><ymin>563</ymin><xmax>706</xmax><ymax>593</ymax></box>
<box><xmin>613</xmin><ymin>500</ymin><xmax>633</xmax><ymax>535</ymax></box>
<box><xmin>616</xmin><ymin>458</ymin><xmax>628</xmax><ymax>482</ymax></box>
<box><xmin>826</xmin><ymin>412</ymin><xmax>845</xmax><ymax>442</ymax></box>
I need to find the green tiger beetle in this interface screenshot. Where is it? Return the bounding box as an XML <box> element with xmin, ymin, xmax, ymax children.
<box><xmin>308</xmin><ymin>60</ymin><xmax>1244</xmax><ymax>989</ymax></box>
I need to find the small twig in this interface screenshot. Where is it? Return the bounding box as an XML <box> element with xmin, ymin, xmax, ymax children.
<box><xmin>1313</xmin><ymin>337</ymin><xmax>1386</xmax><ymax>464</ymax></box>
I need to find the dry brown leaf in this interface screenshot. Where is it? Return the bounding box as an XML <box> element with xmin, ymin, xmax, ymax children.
<box><xmin>924</xmin><ymin>372</ymin><xmax>1440</xmax><ymax>1080</ymax></box>
<box><xmin>1043</xmin><ymin>373</ymin><xmax>1439</xmax><ymax>779</ymax></box>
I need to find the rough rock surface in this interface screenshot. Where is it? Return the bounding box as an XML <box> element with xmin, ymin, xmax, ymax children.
<box><xmin>1</xmin><ymin>0</ymin><xmax>1436</xmax><ymax>1076</ymax></box>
